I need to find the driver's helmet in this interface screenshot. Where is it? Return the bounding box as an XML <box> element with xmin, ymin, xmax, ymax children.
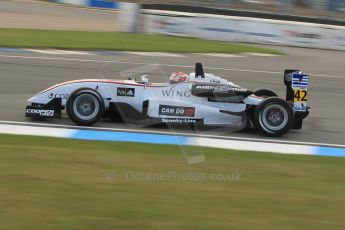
<box><xmin>169</xmin><ymin>72</ymin><xmax>189</xmax><ymax>84</ymax></box>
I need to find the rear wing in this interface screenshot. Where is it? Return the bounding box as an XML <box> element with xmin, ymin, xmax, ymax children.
<box><xmin>284</xmin><ymin>70</ymin><xmax>309</xmax><ymax>112</ymax></box>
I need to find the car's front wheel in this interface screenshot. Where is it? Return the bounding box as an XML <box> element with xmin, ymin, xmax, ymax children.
<box><xmin>254</xmin><ymin>97</ymin><xmax>294</xmax><ymax>137</ymax></box>
<box><xmin>66</xmin><ymin>89</ymin><xmax>104</xmax><ymax>126</ymax></box>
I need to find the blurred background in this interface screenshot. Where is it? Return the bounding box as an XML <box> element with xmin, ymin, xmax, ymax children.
<box><xmin>133</xmin><ymin>0</ymin><xmax>345</xmax><ymax>18</ymax></box>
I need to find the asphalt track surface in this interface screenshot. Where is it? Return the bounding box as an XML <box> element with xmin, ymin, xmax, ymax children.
<box><xmin>0</xmin><ymin>46</ymin><xmax>344</xmax><ymax>147</ymax></box>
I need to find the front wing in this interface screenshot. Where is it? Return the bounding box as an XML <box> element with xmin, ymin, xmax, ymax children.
<box><xmin>26</xmin><ymin>98</ymin><xmax>62</xmax><ymax>118</ymax></box>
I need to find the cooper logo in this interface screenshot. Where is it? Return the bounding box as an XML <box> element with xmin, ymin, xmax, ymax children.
<box><xmin>161</xmin><ymin>86</ymin><xmax>190</xmax><ymax>97</ymax></box>
<box><xmin>159</xmin><ymin>105</ymin><xmax>195</xmax><ymax>117</ymax></box>
<box><xmin>26</xmin><ymin>109</ymin><xmax>55</xmax><ymax>117</ymax></box>
<box><xmin>48</xmin><ymin>93</ymin><xmax>68</xmax><ymax>99</ymax></box>
<box><xmin>117</xmin><ymin>87</ymin><xmax>135</xmax><ymax>97</ymax></box>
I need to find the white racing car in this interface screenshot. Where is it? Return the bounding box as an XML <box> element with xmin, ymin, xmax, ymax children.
<box><xmin>26</xmin><ymin>63</ymin><xmax>310</xmax><ymax>136</ymax></box>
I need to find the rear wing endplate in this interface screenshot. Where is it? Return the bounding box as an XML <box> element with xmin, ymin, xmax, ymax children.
<box><xmin>284</xmin><ymin>70</ymin><xmax>309</xmax><ymax>112</ymax></box>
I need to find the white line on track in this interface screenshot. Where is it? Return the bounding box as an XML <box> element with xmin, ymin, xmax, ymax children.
<box><xmin>1</xmin><ymin>120</ymin><xmax>344</xmax><ymax>148</ymax></box>
<box><xmin>26</xmin><ymin>49</ymin><xmax>95</xmax><ymax>55</ymax></box>
<box><xmin>0</xmin><ymin>54</ymin><xmax>344</xmax><ymax>79</ymax></box>
<box><xmin>199</xmin><ymin>53</ymin><xmax>244</xmax><ymax>58</ymax></box>
<box><xmin>126</xmin><ymin>52</ymin><xmax>185</xmax><ymax>57</ymax></box>
<box><xmin>244</xmin><ymin>52</ymin><xmax>280</xmax><ymax>57</ymax></box>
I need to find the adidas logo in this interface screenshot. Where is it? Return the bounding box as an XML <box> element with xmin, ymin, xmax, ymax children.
<box><xmin>127</xmin><ymin>90</ymin><xmax>134</xmax><ymax>96</ymax></box>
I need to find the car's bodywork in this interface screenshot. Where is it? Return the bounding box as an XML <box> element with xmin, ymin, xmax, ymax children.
<box><xmin>26</xmin><ymin>63</ymin><xmax>310</xmax><ymax>136</ymax></box>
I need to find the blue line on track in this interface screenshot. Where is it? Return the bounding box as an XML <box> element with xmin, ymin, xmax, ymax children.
<box><xmin>71</xmin><ymin>130</ymin><xmax>190</xmax><ymax>145</ymax></box>
<box><xmin>315</xmin><ymin>146</ymin><xmax>345</xmax><ymax>157</ymax></box>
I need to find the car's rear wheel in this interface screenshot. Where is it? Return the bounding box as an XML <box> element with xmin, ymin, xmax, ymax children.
<box><xmin>254</xmin><ymin>97</ymin><xmax>294</xmax><ymax>137</ymax></box>
<box><xmin>66</xmin><ymin>89</ymin><xmax>104</xmax><ymax>126</ymax></box>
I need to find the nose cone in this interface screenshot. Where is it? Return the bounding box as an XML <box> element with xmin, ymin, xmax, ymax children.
<box><xmin>27</xmin><ymin>91</ymin><xmax>50</xmax><ymax>104</ymax></box>
<box><xmin>28</xmin><ymin>94</ymin><xmax>38</xmax><ymax>103</ymax></box>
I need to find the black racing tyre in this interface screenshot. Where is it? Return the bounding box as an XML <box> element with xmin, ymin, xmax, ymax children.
<box><xmin>254</xmin><ymin>97</ymin><xmax>294</xmax><ymax>137</ymax></box>
<box><xmin>292</xmin><ymin>119</ymin><xmax>303</xmax><ymax>130</ymax></box>
<box><xmin>66</xmin><ymin>88</ymin><xmax>104</xmax><ymax>126</ymax></box>
<box><xmin>254</xmin><ymin>89</ymin><xmax>277</xmax><ymax>97</ymax></box>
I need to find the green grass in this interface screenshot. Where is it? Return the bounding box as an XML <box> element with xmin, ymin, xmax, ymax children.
<box><xmin>0</xmin><ymin>29</ymin><xmax>279</xmax><ymax>54</ymax></box>
<box><xmin>0</xmin><ymin>134</ymin><xmax>344</xmax><ymax>230</ymax></box>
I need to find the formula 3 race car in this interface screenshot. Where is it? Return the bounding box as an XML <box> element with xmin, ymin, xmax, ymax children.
<box><xmin>26</xmin><ymin>63</ymin><xmax>310</xmax><ymax>137</ymax></box>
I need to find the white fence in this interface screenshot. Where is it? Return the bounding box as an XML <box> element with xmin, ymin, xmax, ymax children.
<box><xmin>142</xmin><ymin>10</ymin><xmax>345</xmax><ymax>51</ymax></box>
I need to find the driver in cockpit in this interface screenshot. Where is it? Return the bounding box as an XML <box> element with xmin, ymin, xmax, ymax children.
<box><xmin>169</xmin><ymin>72</ymin><xmax>189</xmax><ymax>84</ymax></box>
